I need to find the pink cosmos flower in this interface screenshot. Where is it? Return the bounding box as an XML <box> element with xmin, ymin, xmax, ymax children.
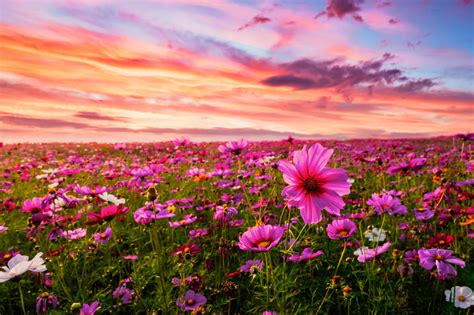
<box><xmin>86</xmin><ymin>205</ymin><xmax>129</xmax><ymax>225</ymax></box>
<box><xmin>218</xmin><ymin>139</ymin><xmax>249</xmax><ymax>155</ymax></box>
<box><xmin>93</xmin><ymin>227</ymin><xmax>113</xmax><ymax>244</ymax></box>
<box><xmin>35</xmin><ymin>292</ymin><xmax>59</xmax><ymax>314</ymax></box>
<box><xmin>287</xmin><ymin>248</ymin><xmax>323</xmax><ymax>262</ymax></box>
<box><xmin>239</xmin><ymin>259</ymin><xmax>263</xmax><ymax>273</ymax></box>
<box><xmin>404</xmin><ymin>249</ymin><xmax>420</xmax><ymax>264</ymax></box>
<box><xmin>189</xmin><ymin>228</ymin><xmax>208</xmax><ymax>238</ymax></box>
<box><xmin>418</xmin><ymin>248</ymin><xmax>465</xmax><ymax>280</ymax></box>
<box><xmin>0</xmin><ymin>225</ymin><xmax>7</xmax><ymax>234</ymax></box>
<box><xmin>237</xmin><ymin>224</ymin><xmax>285</xmax><ymax>252</ymax></box>
<box><xmin>173</xmin><ymin>137</ymin><xmax>191</xmax><ymax>147</ymax></box>
<box><xmin>133</xmin><ymin>206</ymin><xmax>175</xmax><ymax>224</ymax></box>
<box><xmin>413</xmin><ymin>207</ymin><xmax>435</xmax><ymax>220</ymax></box>
<box><xmin>74</xmin><ymin>185</ymin><xmax>108</xmax><ymax>196</ymax></box>
<box><xmin>22</xmin><ymin>197</ymin><xmax>47</xmax><ymax>213</ymax></box>
<box><xmin>80</xmin><ymin>301</ymin><xmax>100</xmax><ymax>315</ymax></box>
<box><xmin>326</xmin><ymin>218</ymin><xmax>357</xmax><ymax>240</ymax></box>
<box><xmin>367</xmin><ymin>193</ymin><xmax>407</xmax><ymax>215</ymax></box>
<box><xmin>213</xmin><ymin>205</ymin><xmax>238</xmax><ymax>222</ymax></box>
<box><xmin>62</xmin><ymin>228</ymin><xmax>87</xmax><ymax>240</ymax></box>
<box><xmin>122</xmin><ymin>255</ymin><xmax>138</xmax><ymax>261</ymax></box>
<box><xmin>176</xmin><ymin>290</ymin><xmax>207</xmax><ymax>311</ymax></box>
<box><xmin>278</xmin><ymin>144</ymin><xmax>351</xmax><ymax>224</ymax></box>
<box><xmin>169</xmin><ymin>214</ymin><xmax>197</xmax><ymax>228</ymax></box>
<box><xmin>355</xmin><ymin>242</ymin><xmax>391</xmax><ymax>262</ymax></box>
<box><xmin>386</xmin><ymin>157</ymin><xmax>427</xmax><ymax>174</ymax></box>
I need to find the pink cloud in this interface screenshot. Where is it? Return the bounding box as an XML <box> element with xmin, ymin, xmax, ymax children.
<box><xmin>237</xmin><ymin>15</ymin><xmax>272</xmax><ymax>31</ymax></box>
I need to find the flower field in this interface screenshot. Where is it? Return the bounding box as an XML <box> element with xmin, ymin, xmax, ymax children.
<box><xmin>0</xmin><ymin>137</ymin><xmax>472</xmax><ymax>314</ymax></box>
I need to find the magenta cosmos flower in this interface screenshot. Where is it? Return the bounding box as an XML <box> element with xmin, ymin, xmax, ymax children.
<box><xmin>62</xmin><ymin>228</ymin><xmax>87</xmax><ymax>240</ymax></box>
<box><xmin>418</xmin><ymin>248</ymin><xmax>466</xmax><ymax>279</ymax></box>
<box><xmin>93</xmin><ymin>227</ymin><xmax>113</xmax><ymax>244</ymax></box>
<box><xmin>176</xmin><ymin>290</ymin><xmax>206</xmax><ymax>311</ymax></box>
<box><xmin>218</xmin><ymin>139</ymin><xmax>249</xmax><ymax>155</ymax></box>
<box><xmin>237</xmin><ymin>224</ymin><xmax>285</xmax><ymax>252</ymax></box>
<box><xmin>278</xmin><ymin>143</ymin><xmax>351</xmax><ymax>224</ymax></box>
<box><xmin>326</xmin><ymin>218</ymin><xmax>357</xmax><ymax>240</ymax></box>
<box><xmin>367</xmin><ymin>193</ymin><xmax>407</xmax><ymax>215</ymax></box>
<box><xmin>240</xmin><ymin>259</ymin><xmax>263</xmax><ymax>273</ymax></box>
<box><xmin>213</xmin><ymin>205</ymin><xmax>238</xmax><ymax>222</ymax></box>
<box><xmin>22</xmin><ymin>197</ymin><xmax>47</xmax><ymax>213</ymax></box>
<box><xmin>86</xmin><ymin>205</ymin><xmax>129</xmax><ymax>225</ymax></box>
<box><xmin>80</xmin><ymin>300</ymin><xmax>100</xmax><ymax>315</ymax></box>
<box><xmin>355</xmin><ymin>242</ymin><xmax>391</xmax><ymax>263</ymax></box>
<box><xmin>287</xmin><ymin>248</ymin><xmax>323</xmax><ymax>262</ymax></box>
<box><xmin>189</xmin><ymin>228</ymin><xmax>208</xmax><ymax>238</ymax></box>
<box><xmin>169</xmin><ymin>214</ymin><xmax>197</xmax><ymax>228</ymax></box>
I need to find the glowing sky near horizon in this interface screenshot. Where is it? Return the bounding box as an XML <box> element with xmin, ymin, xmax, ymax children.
<box><xmin>0</xmin><ymin>0</ymin><xmax>473</xmax><ymax>142</ymax></box>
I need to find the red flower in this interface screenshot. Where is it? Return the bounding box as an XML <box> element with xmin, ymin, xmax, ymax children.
<box><xmin>171</xmin><ymin>243</ymin><xmax>202</xmax><ymax>258</ymax></box>
<box><xmin>427</xmin><ymin>233</ymin><xmax>455</xmax><ymax>249</ymax></box>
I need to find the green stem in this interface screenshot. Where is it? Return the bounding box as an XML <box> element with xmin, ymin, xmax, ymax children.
<box><xmin>335</xmin><ymin>242</ymin><xmax>347</xmax><ymax>275</ymax></box>
<box><xmin>263</xmin><ymin>252</ymin><xmax>272</xmax><ymax>307</ymax></box>
<box><xmin>317</xmin><ymin>241</ymin><xmax>347</xmax><ymax>314</ymax></box>
<box><xmin>287</xmin><ymin>224</ymin><xmax>308</xmax><ymax>253</ymax></box>
<box><xmin>18</xmin><ymin>282</ymin><xmax>26</xmax><ymax>315</ymax></box>
<box><xmin>316</xmin><ymin>288</ymin><xmax>332</xmax><ymax>314</ymax></box>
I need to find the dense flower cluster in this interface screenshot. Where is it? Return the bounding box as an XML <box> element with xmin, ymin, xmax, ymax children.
<box><xmin>0</xmin><ymin>136</ymin><xmax>471</xmax><ymax>313</ymax></box>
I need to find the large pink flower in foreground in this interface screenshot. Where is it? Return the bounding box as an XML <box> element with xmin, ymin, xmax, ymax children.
<box><xmin>278</xmin><ymin>144</ymin><xmax>351</xmax><ymax>224</ymax></box>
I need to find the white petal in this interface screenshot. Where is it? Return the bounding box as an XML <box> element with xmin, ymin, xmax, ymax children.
<box><xmin>0</xmin><ymin>271</ymin><xmax>13</xmax><ymax>282</ymax></box>
<box><xmin>7</xmin><ymin>254</ymin><xmax>28</xmax><ymax>269</ymax></box>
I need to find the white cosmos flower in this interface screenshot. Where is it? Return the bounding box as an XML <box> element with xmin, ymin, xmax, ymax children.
<box><xmin>445</xmin><ymin>286</ymin><xmax>474</xmax><ymax>309</ymax></box>
<box><xmin>35</xmin><ymin>168</ymin><xmax>59</xmax><ymax>179</ymax></box>
<box><xmin>364</xmin><ymin>227</ymin><xmax>387</xmax><ymax>242</ymax></box>
<box><xmin>48</xmin><ymin>182</ymin><xmax>59</xmax><ymax>189</ymax></box>
<box><xmin>28</xmin><ymin>253</ymin><xmax>47</xmax><ymax>273</ymax></box>
<box><xmin>0</xmin><ymin>252</ymin><xmax>47</xmax><ymax>283</ymax></box>
<box><xmin>98</xmin><ymin>192</ymin><xmax>125</xmax><ymax>205</ymax></box>
<box><xmin>54</xmin><ymin>197</ymin><xmax>66</xmax><ymax>209</ymax></box>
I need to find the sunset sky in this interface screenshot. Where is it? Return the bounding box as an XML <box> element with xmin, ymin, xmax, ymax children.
<box><xmin>1</xmin><ymin>0</ymin><xmax>473</xmax><ymax>142</ymax></box>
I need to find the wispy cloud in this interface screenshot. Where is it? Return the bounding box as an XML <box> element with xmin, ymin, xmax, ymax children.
<box><xmin>74</xmin><ymin>111</ymin><xmax>127</xmax><ymax>122</ymax></box>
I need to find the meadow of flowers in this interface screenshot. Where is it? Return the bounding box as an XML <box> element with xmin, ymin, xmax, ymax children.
<box><xmin>0</xmin><ymin>136</ymin><xmax>472</xmax><ymax>314</ymax></box>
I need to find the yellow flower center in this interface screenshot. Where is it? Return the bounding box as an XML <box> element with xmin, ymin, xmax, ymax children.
<box><xmin>458</xmin><ymin>295</ymin><xmax>466</xmax><ymax>302</ymax></box>
<box><xmin>339</xmin><ymin>230</ymin><xmax>348</xmax><ymax>236</ymax></box>
<box><xmin>257</xmin><ymin>240</ymin><xmax>271</xmax><ymax>248</ymax></box>
<box><xmin>167</xmin><ymin>205</ymin><xmax>176</xmax><ymax>213</ymax></box>
<box><xmin>435</xmin><ymin>254</ymin><xmax>443</xmax><ymax>260</ymax></box>
<box><xmin>186</xmin><ymin>299</ymin><xmax>195</xmax><ymax>305</ymax></box>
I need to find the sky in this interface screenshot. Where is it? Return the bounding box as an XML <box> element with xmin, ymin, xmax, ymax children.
<box><xmin>0</xmin><ymin>0</ymin><xmax>473</xmax><ymax>143</ymax></box>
